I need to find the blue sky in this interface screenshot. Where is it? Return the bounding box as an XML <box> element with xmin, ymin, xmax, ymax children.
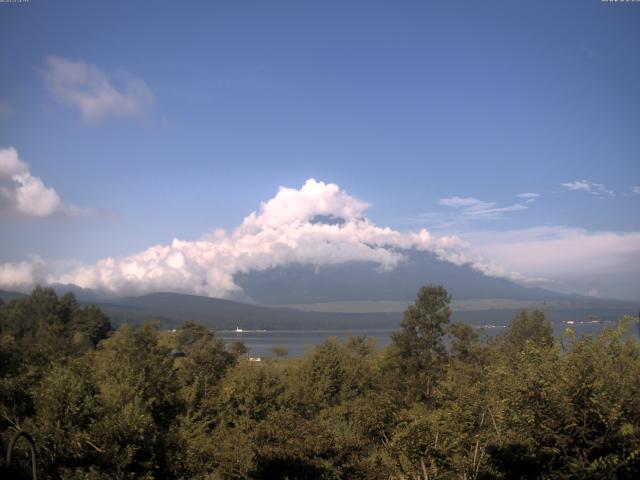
<box><xmin>1</xmin><ymin>1</ymin><xmax>639</xmax><ymax>299</ymax></box>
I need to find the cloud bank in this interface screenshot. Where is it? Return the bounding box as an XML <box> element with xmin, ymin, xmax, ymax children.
<box><xmin>466</xmin><ymin>226</ymin><xmax>640</xmax><ymax>299</ymax></box>
<box><xmin>49</xmin><ymin>179</ymin><xmax>479</xmax><ymax>298</ymax></box>
<box><xmin>43</xmin><ymin>55</ymin><xmax>155</xmax><ymax>121</ymax></box>
<box><xmin>0</xmin><ymin>257</ymin><xmax>46</xmax><ymax>291</ymax></box>
<box><xmin>0</xmin><ymin>147</ymin><xmax>62</xmax><ymax>217</ymax></box>
<box><xmin>2</xmin><ymin>179</ymin><xmax>638</xmax><ymax>300</ymax></box>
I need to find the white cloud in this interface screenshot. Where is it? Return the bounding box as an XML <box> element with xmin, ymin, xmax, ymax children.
<box><xmin>0</xmin><ymin>147</ymin><xmax>62</xmax><ymax>217</ymax></box>
<box><xmin>438</xmin><ymin>196</ymin><xmax>527</xmax><ymax>220</ymax></box>
<box><xmin>516</xmin><ymin>192</ymin><xmax>539</xmax><ymax>203</ymax></box>
<box><xmin>466</xmin><ymin>226</ymin><xmax>640</xmax><ymax>274</ymax></box>
<box><xmin>561</xmin><ymin>179</ymin><xmax>614</xmax><ymax>197</ymax></box>
<box><xmin>5</xmin><ymin>179</ymin><xmax>638</xmax><ymax>300</ymax></box>
<box><xmin>43</xmin><ymin>55</ymin><xmax>155</xmax><ymax>121</ymax></box>
<box><xmin>632</xmin><ymin>186</ymin><xmax>640</xmax><ymax>195</ymax></box>
<box><xmin>0</xmin><ymin>257</ymin><xmax>45</xmax><ymax>291</ymax></box>
<box><xmin>50</xmin><ymin>179</ymin><xmax>481</xmax><ymax>298</ymax></box>
<box><xmin>464</xmin><ymin>226</ymin><xmax>640</xmax><ymax>299</ymax></box>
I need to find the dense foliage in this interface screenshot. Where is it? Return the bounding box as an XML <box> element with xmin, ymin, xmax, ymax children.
<box><xmin>1</xmin><ymin>286</ymin><xmax>639</xmax><ymax>479</ymax></box>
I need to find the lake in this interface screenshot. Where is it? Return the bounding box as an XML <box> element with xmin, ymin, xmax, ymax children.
<box><xmin>219</xmin><ymin>328</ymin><xmax>394</xmax><ymax>357</ymax></box>
<box><xmin>218</xmin><ymin>319</ymin><xmax>636</xmax><ymax>358</ymax></box>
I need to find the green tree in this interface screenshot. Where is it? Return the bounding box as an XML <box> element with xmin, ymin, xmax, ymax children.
<box><xmin>88</xmin><ymin>323</ymin><xmax>179</xmax><ymax>478</ymax></box>
<box><xmin>69</xmin><ymin>305</ymin><xmax>112</xmax><ymax>347</ymax></box>
<box><xmin>385</xmin><ymin>285</ymin><xmax>452</xmax><ymax>403</ymax></box>
<box><xmin>502</xmin><ymin>309</ymin><xmax>553</xmax><ymax>353</ymax></box>
<box><xmin>28</xmin><ymin>361</ymin><xmax>100</xmax><ymax>478</ymax></box>
<box><xmin>169</xmin><ymin>322</ymin><xmax>237</xmax><ymax>477</ymax></box>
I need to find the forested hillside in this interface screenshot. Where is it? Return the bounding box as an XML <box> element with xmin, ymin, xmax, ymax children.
<box><xmin>1</xmin><ymin>287</ymin><xmax>639</xmax><ymax>479</ymax></box>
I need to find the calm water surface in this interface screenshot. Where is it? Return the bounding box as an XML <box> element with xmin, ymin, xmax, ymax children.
<box><xmin>218</xmin><ymin>320</ymin><xmax>632</xmax><ymax>358</ymax></box>
<box><xmin>219</xmin><ymin>328</ymin><xmax>394</xmax><ymax>358</ymax></box>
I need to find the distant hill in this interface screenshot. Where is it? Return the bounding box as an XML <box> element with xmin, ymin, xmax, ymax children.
<box><xmin>1</xmin><ymin>287</ymin><xmax>636</xmax><ymax>331</ymax></box>
<box><xmin>77</xmin><ymin>292</ymin><xmax>640</xmax><ymax>331</ymax></box>
<box><xmin>91</xmin><ymin>292</ymin><xmax>401</xmax><ymax>330</ymax></box>
<box><xmin>0</xmin><ymin>289</ymin><xmax>27</xmax><ymax>303</ymax></box>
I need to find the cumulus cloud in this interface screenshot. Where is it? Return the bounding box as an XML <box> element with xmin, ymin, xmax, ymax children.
<box><xmin>438</xmin><ymin>196</ymin><xmax>527</xmax><ymax>220</ymax></box>
<box><xmin>0</xmin><ymin>257</ymin><xmax>46</xmax><ymax>291</ymax></box>
<box><xmin>50</xmin><ymin>179</ymin><xmax>485</xmax><ymax>298</ymax></box>
<box><xmin>0</xmin><ymin>147</ymin><xmax>62</xmax><ymax>217</ymax></box>
<box><xmin>6</xmin><ymin>179</ymin><xmax>638</xmax><ymax>300</ymax></box>
<box><xmin>561</xmin><ymin>180</ymin><xmax>614</xmax><ymax>197</ymax></box>
<box><xmin>43</xmin><ymin>55</ymin><xmax>155</xmax><ymax>121</ymax></box>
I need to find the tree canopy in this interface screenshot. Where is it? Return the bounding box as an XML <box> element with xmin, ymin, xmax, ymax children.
<box><xmin>1</xmin><ymin>286</ymin><xmax>639</xmax><ymax>479</ymax></box>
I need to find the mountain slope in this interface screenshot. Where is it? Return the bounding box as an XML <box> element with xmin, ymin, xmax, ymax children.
<box><xmin>234</xmin><ymin>250</ymin><xmax>583</xmax><ymax>305</ymax></box>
